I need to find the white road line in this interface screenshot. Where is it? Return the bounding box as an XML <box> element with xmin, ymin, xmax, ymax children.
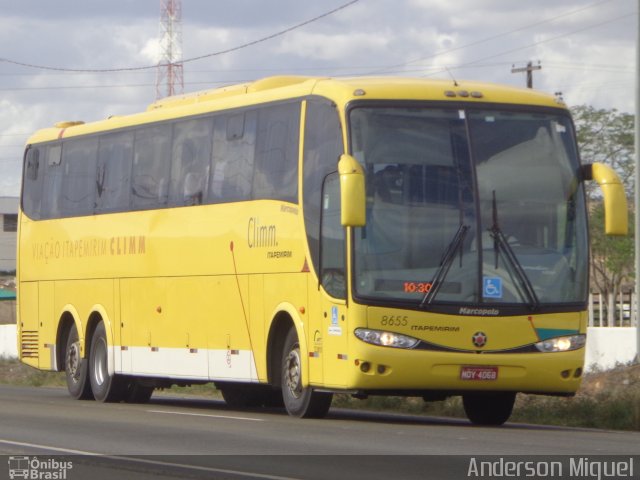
<box><xmin>0</xmin><ymin>438</ymin><xmax>299</xmax><ymax>480</ymax></box>
<box><xmin>147</xmin><ymin>409</ymin><xmax>265</xmax><ymax>422</ymax></box>
<box><xmin>0</xmin><ymin>438</ymin><xmax>96</xmax><ymax>455</ymax></box>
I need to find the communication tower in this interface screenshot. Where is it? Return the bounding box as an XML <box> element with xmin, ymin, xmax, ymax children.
<box><xmin>155</xmin><ymin>0</ymin><xmax>184</xmax><ymax>99</ymax></box>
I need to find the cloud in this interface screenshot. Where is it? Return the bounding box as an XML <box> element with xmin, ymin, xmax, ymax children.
<box><xmin>141</xmin><ymin>38</ymin><xmax>162</xmax><ymax>64</ymax></box>
<box><xmin>275</xmin><ymin>30</ymin><xmax>391</xmax><ymax>63</ymax></box>
<box><xmin>0</xmin><ymin>0</ymin><xmax>634</xmax><ymax>196</ymax></box>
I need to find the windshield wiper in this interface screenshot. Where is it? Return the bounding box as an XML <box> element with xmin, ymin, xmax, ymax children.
<box><xmin>420</xmin><ymin>224</ymin><xmax>469</xmax><ymax>307</ymax></box>
<box><xmin>489</xmin><ymin>191</ymin><xmax>540</xmax><ymax>310</ymax></box>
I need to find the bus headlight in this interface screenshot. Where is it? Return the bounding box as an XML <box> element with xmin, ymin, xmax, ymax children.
<box><xmin>354</xmin><ymin>328</ymin><xmax>419</xmax><ymax>349</ymax></box>
<box><xmin>535</xmin><ymin>334</ymin><xmax>586</xmax><ymax>353</ymax></box>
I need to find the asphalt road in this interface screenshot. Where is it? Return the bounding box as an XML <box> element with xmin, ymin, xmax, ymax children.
<box><xmin>0</xmin><ymin>385</ymin><xmax>638</xmax><ymax>480</ymax></box>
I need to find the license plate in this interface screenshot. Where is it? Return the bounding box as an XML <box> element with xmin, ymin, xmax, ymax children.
<box><xmin>460</xmin><ymin>366</ymin><xmax>498</xmax><ymax>381</ymax></box>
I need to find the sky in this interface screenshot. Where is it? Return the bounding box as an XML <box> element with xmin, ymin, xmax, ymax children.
<box><xmin>0</xmin><ymin>0</ymin><xmax>636</xmax><ymax>197</ymax></box>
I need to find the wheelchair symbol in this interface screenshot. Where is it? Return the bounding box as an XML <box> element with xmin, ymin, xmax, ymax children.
<box><xmin>483</xmin><ymin>277</ymin><xmax>503</xmax><ymax>299</ymax></box>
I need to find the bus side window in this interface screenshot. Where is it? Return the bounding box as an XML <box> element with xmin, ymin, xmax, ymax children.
<box><xmin>22</xmin><ymin>147</ymin><xmax>43</xmax><ymax>219</ymax></box>
<box><xmin>169</xmin><ymin>118</ymin><xmax>213</xmax><ymax>206</ymax></box>
<box><xmin>302</xmin><ymin>100</ymin><xmax>343</xmax><ymax>278</ymax></box>
<box><xmin>42</xmin><ymin>144</ymin><xmax>63</xmax><ymax>218</ymax></box>
<box><xmin>96</xmin><ymin>132</ymin><xmax>134</xmax><ymax>213</ymax></box>
<box><xmin>60</xmin><ymin>138</ymin><xmax>98</xmax><ymax>217</ymax></box>
<box><xmin>209</xmin><ymin>112</ymin><xmax>256</xmax><ymax>203</ymax></box>
<box><xmin>132</xmin><ymin>125</ymin><xmax>172</xmax><ymax>209</ymax></box>
<box><xmin>253</xmin><ymin>103</ymin><xmax>300</xmax><ymax>203</ymax></box>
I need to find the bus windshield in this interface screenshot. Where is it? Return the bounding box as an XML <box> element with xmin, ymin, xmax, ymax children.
<box><xmin>350</xmin><ymin>106</ymin><xmax>588</xmax><ymax>309</ymax></box>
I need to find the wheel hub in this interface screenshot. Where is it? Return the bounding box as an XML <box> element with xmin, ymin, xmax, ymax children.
<box><xmin>285</xmin><ymin>348</ymin><xmax>302</xmax><ymax>399</ymax></box>
<box><xmin>93</xmin><ymin>339</ymin><xmax>107</xmax><ymax>386</ymax></box>
<box><xmin>66</xmin><ymin>342</ymin><xmax>81</xmax><ymax>382</ymax></box>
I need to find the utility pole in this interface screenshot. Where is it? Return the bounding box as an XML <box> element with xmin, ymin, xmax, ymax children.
<box><xmin>511</xmin><ymin>61</ymin><xmax>542</xmax><ymax>89</ymax></box>
<box><xmin>634</xmin><ymin>2</ymin><xmax>640</xmax><ymax>362</ymax></box>
<box><xmin>155</xmin><ymin>0</ymin><xmax>184</xmax><ymax>99</ymax></box>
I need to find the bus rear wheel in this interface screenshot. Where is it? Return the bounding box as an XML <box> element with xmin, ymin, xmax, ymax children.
<box><xmin>89</xmin><ymin>322</ymin><xmax>126</xmax><ymax>403</ymax></box>
<box><xmin>462</xmin><ymin>392</ymin><xmax>516</xmax><ymax>426</ymax></box>
<box><xmin>64</xmin><ymin>324</ymin><xmax>93</xmax><ymax>400</ymax></box>
<box><xmin>281</xmin><ymin>328</ymin><xmax>332</xmax><ymax>418</ymax></box>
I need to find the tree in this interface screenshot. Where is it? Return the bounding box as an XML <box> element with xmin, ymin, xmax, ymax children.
<box><xmin>571</xmin><ymin>105</ymin><xmax>635</xmax><ymax>326</ymax></box>
<box><xmin>589</xmin><ymin>205</ymin><xmax>634</xmax><ymax>326</ymax></box>
<box><xmin>572</xmin><ymin>105</ymin><xmax>634</xmax><ymax>199</ymax></box>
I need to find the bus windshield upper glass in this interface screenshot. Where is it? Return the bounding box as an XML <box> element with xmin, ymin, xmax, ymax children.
<box><xmin>350</xmin><ymin>105</ymin><xmax>588</xmax><ymax>309</ymax></box>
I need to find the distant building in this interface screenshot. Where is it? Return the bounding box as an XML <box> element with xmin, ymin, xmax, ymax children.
<box><xmin>0</xmin><ymin>197</ymin><xmax>18</xmax><ymax>272</ymax></box>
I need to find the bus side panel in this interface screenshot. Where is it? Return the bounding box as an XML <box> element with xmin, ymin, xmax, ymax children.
<box><xmin>319</xmin><ymin>295</ymin><xmax>348</xmax><ymax>389</ymax></box>
<box><xmin>120</xmin><ymin>275</ymin><xmax>258</xmax><ymax>382</ymax></box>
<box><xmin>38</xmin><ymin>281</ymin><xmax>55</xmax><ymax>370</ymax></box>
<box><xmin>120</xmin><ymin>277</ymin><xmax>167</xmax><ymax>375</ymax></box>
<box><xmin>306</xmin><ymin>274</ymin><xmax>324</xmax><ymax>385</ymax></box>
<box><xmin>164</xmin><ymin>277</ymin><xmax>211</xmax><ymax>379</ymax></box>
<box><xmin>206</xmin><ymin>275</ymin><xmax>257</xmax><ymax>382</ymax></box>
<box><xmin>18</xmin><ymin>281</ymin><xmax>39</xmax><ymax>368</ymax></box>
<box><xmin>248</xmin><ymin>274</ymin><xmax>267</xmax><ymax>382</ymax></box>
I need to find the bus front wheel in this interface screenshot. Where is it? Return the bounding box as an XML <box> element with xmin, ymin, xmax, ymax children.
<box><xmin>89</xmin><ymin>322</ymin><xmax>126</xmax><ymax>403</ymax></box>
<box><xmin>281</xmin><ymin>328</ymin><xmax>332</xmax><ymax>418</ymax></box>
<box><xmin>462</xmin><ymin>392</ymin><xmax>516</xmax><ymax>426</ymax></box>
<box><xmin>64</xmin><ymin>324</ymin><xmax>93</xmax><ymax>400</ymax></box>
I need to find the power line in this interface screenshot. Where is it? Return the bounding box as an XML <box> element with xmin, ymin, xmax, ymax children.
<box><xmin>0</xmin><ymin>81</ymin><xmax>236</xmax><ymax>92</ymax></box>
<box><xmin>368</xmin><ymin>0</ymin><xmax>620</xmax><ymax>75</ymax></box>
<box><xmin>543</xmin><ymin>62</ymin><xmax>635</xmax><ymax>73</ymax></box>
<box><xmin>0</xmin><ymin>1</ymin><xmax>359</xmax><ymax>73</ymax></box>
<box><xmin>0</xmin><ymin>54</ymin><xmax>632</xmax><ymax>93</ymax></box>
<box><xmin>421</xmin><ymin>11</ymin><xmax>635</xmax><ymax>79</ymax></box>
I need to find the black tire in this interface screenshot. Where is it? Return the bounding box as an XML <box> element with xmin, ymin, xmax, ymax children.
<box><xmin>262</xmin><ymin>387</ymin><xmax>285</xmax><ymax>408</ymax></box>
<box><xmin>281</xmin><ymin>328</ymin><xmax>332</xmax><ymax>418</ymax></box>
<box><xmin>64</xmin><ymin>324</ymin><xmax>93</xmax><ymax>400</ymax></box>
<box><xmin>125</xmin><ymin>379</ymin><xmax>154</xmax><ymax>404</ymax></box>
<box><xmin>220</xmin><ymin>384</ymin><xmax>283</xmax><ymax>408</ymax></box>
<box><xmin>89</xmin><ymin>322</ymin><xmax>126</xmax><ymax>403</ymax></box>
<box><xmin>462</xmin><ymin>392</ymin><xmax>516</xmax><ymax>426</ymax></box>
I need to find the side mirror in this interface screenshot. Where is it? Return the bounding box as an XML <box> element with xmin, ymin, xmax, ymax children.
<box><xmin>338</xmin><ymin>154</ymin><xmax>366</xmax><ymax>227</ymax></box>
<box><xmin>583</xmin><ymin>163</ymin><xmax>628</xmax><ymax>236</ymax></box>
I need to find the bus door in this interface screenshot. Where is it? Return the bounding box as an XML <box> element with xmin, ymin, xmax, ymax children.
<box><xmin>318</xmin><ymin>173</ymin><xmax>348</xmax><ymax>388</ymax></box>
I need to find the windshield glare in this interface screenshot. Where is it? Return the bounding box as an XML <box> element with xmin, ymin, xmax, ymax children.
<box><xmin>351</xmin><ymin>106</ymin><xmax>588</xmax><ymax>308</ymax></box>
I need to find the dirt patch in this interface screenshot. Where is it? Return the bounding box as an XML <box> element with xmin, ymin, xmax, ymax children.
<box><xmin>0</xmin><ymin>301</ymin><xmax>16</xmax><ymax>325</ymax></box>
<box><xmin>578</xmin><ymin>363</ymin><xmax>640</xmax><ymax>397</ymax></box>
<box><xmin>0</xmin><ymin>276</ymin><xmax>16</xmax><ymax>325</ymax></box>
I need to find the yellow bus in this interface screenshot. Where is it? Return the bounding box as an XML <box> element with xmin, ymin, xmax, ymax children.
<box><xmin>18</xmin><ymin>76</ymin><xmax>626</xmax><ymax>425</ymax></box>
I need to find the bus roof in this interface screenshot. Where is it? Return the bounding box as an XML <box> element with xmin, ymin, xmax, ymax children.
<box><xmin>26</xmin><ymin>75</ymin><xmax>566</xmax><ymax>145</ymax></box>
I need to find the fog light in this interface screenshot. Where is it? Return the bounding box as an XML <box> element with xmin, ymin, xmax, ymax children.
<box><xmin>561</xmin><ymin>370</ymin><xmax>571</xmax><ymax>379</ymax></box>
<box><xmin>360</xmin><ymin>362</ymin><xmax>371</xmax><ymax>373</ymax></box>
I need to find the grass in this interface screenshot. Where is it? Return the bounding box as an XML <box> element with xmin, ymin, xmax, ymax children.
<box><xmin>2</xmin><ymin>357</ymin><xmax>638</xmax><ymax>431</ymax></box>
<box><xmin>0</xmin><ymin>358</ymin><xmax>66</xmax><ymax>387</ymax></box>
<box><xmin>511</xmin><ymin>384</ymin><xmax>640</xmax><ymax>431</ymax></box>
